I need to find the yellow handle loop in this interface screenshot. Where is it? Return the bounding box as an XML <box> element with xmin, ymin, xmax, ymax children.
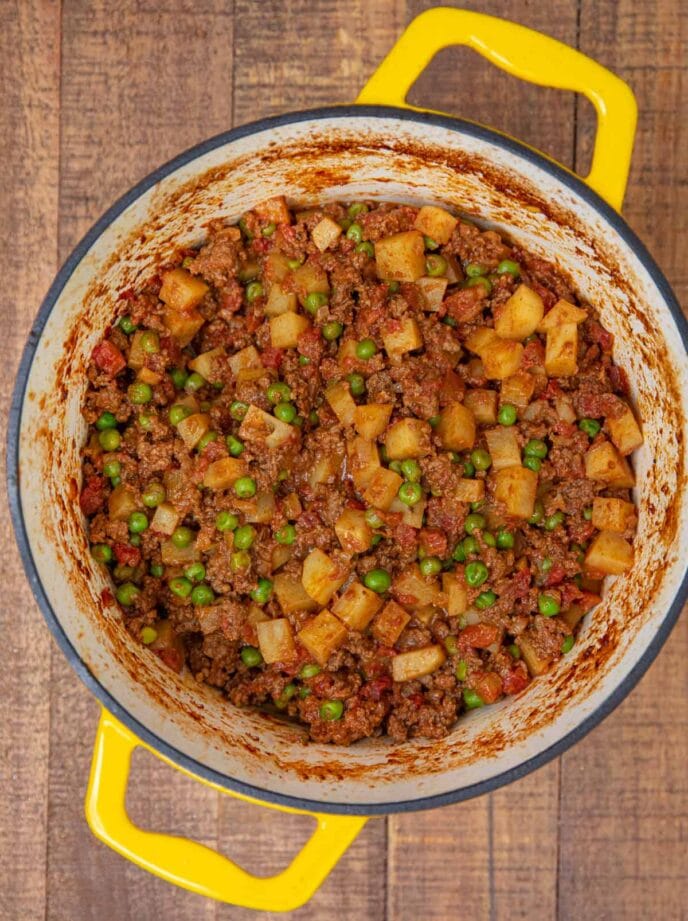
<box><xmin>85</xmin><ymin>710</ymin><xmax>367</xmax><ymax>912</ymax></box>
<box><xmin>357</xmin><ymin>7</ymin><xmax>637</xmax><ymax>211</ymax></box>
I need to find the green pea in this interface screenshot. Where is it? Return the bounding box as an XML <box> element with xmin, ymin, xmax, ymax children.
<box><xmin>168</xmin><ymin>576</ymin><xmax>192</xmax><ymax>598</ymax></box>
<box><xmin>363</xmin><ymin>568</ymin><xmax>391</xmax><ymax>594</ymax></box>
<box><xmin>389</xmin><ymin>460</ymin><xmax>403</xmax><ymax>475</ymax></box>
<box><xmin>497</xmin><ymin>259</ymin><xmax>521</xmax><ymax>277</ymax></box>
<box><xmin>299</xmin><ymin>687</ymin><xmax>312</xmax><ymax>698</ymax></box>
<box><xmin>496</xmin><ymin>529</ymin><xmax>514</xmax><ymax>550</ymax></box>
<box><xmin>529</xmin><ymin>500</ymin><xmax>545</xmax><ymax>526</ymax></box>
<box><xmin>118</xmin><ymin>315</ymin><xmax>137</xmax><ymax>335</ymax></box>
<box><xmin>387</xmin><ymin>280</ymin><xmax>400</xmax><ymax>294</ymax></box>
<box><xmin>398</xmin><ymin>481</ymin><xmax>423</xmax><ymax>507</ymax></box>
<box><xmin>230</xmin><ymin>550</ymin><xmax>251</xmax><ymax>570</ymax></box>
<box><xmin>400</xmin><ymin>459</ymin><xmax>421</xmax><ymax>482</ymax></box>
<box><xmin>116</xmin><ymin>582</ymin><xmax>139</xmax><ymax>606</ymax></box>
<box><xmin>444</xmin><ymin>635</ymin><xmax>459</xmax><ymax>655</ymax></box>
<box><xmin>538</xmin><ymin>593</ymin><xmax>561</xmax><ymax>616</ymax></box>
<box><xmin>185</xmin><ymin>372</ymin><xmax>205</xmax><ymax>393</ymax></box>
<box><xmin>150</xmin><ymin>563</ymin><xmax>164</xmax><ymax>578</ymax></box>
<box><xmin>475</xmin><ymin>590</ymin><xmax>497</xmax><ymax>609</ymax></box>
<box><xmin>365</xmin><ymin>509</ymin><xmax>383</xmax><ymax>529</ymax></box>
<box><xmin>142</xmin><ymin>481</ymin><xmax>165</xmax><ymax>508</ymax></box>
<box><xmin>583</xmin><ymin>506</ymin><xmax>593</xmax><ymax>521</ymax></box>
<box><xmin>354</xmin><ymin>241</ymin><xmax>374</xmax><ymax>258</ymax></box>
<box><xmin>470</xmin><ymin>449</ymin><xmax>492</xmax><ymax>471</ymax></box>
<box><xmin>230</xmin><ymin>400</ymin><xmax>249</xmax><ymax>421</ymax></box>
<box><xmin>461</xmin><ymin>458</ymin><xmax>475</xmax><ymax>478</ymax></box>
<box><xmin>191</xmin><ymin>583</ymin><xmax>215</xmax><ymax>606</ymax></box>
<box><xmin>300</xmin><ymin>663</ymin><xmax>321</xmax><ymax>679</ymax></box>
<box><xmin>463</xmin><ymin>688</ymin><xmax>484</xmax><ymax>709</ymax></box>
<box><xmin>216</xmin><ymin>511</ymin><xmax>239</xmax><ymax>532</ymax></box>
<box><xmin>346</xmin><ymin>223</ymin><xmax>363</xmax><ymax>243</ymax></box>
<box><xmin>170</xmin><ymin>368</ymin><xmax>188</xmax><ymax>391</ymax></box>
<box><xmin>271</xmin><ymin>402</ymin><xmax>295</xmax><ymax>425</ymax></box>
<box><xmin>250</xmin><ymin>577</ymin><xmax>273</xmax><ymax>604</ymax></box>
<box><xmin>140</xmin><ymin>330</ymin><xmax>160</xmax><ymax>354</ymax></box>
<box><xmin>287</xmin><ymin>257</ymin><xmax>303</xmax><ymax>270</ymax></box>
<box><xmin>465</xmin><ymin>276</ymin><xmax>492</xmax><ymax>294</ymax></box>
<box><xmin>524</xmin><ymin>439</ymin><xmax>548</xmax><ymax>459</ymax></box>
<box><xmin>184</xmin><ymin>562</ymin><xmax>206</xmax><ymax>583</ymax></box>
<box><xmin>322</xmin><ymin>321</ymin><xmax>343</xmax><ymax>341</ymax></box>
<box><xmin>267</xmin><ymin>381</ymin><xmax>291</xmax><ymax>404</ymax></box>
<box><xmin>138</xmin><ymin>413</ymin><xmax>153</xmax><ymax>431</ymax></box>
<box><xmin>241</xmin><ymin>646</ymin><xmax>263</xmax><ymax>667</ymax></box>
<box><xmin>234</xmin><ymin>476</ymin><xmax>257</xmax><ymax>499</ymax></box>
<box><xmin>462</xmin><ymin>535</ymin><xmax>480</xmax><ymax>559</ymax></box>
<box><xmin>425</xmin><ymin>254</ymin><xmax>447</xmax><ymax>277</ymax></box>
<box><xmin>128</xmin><ymin>382</ymin><xmax>152</xmax><ymax>405</ymax></box>
<box><xmin>544</xmin><ymin>511</ymin><xmax>565</xmax><ymax>531</ymax></box>
<box><xmin>423</xmin><ymin>235</ymin><xmax>439</xmax><ymax>251</ymax></box>
<box><xmin>304</xmin><ymin>291</ymin><xmax>329</xmax><ymax>314</ymax></box>
<box><xmin>171</xmin><ymin>526</ymin><xmax>194</xmax><ymax>549</ymax></box>
<box><xmin>428</xmin><ymin>415</ymin><xmax>440</xmax><ymax>429</ymax></box>
<box><xmin>110</xmin><ymin>475</ymin><xmax>122</xmax><ymax>487</ymax></box>
<box><xmin>96</xmin><ymin>411</ymin><xmax>117</xmax><ymax>431</ymax></box>
<box><xmin>262</xmin><ymin>222</ymin><xmax>276</xmax><ymax>237</ymax></box>
<box><xmin>355</xmin><ymin>338</ymin><xmax>377</xmax><ymax>360</ymax></box>
<box><xmin>483</xmin><ymin>532</ymin><xmax>497</xmax><ymax>548</ymax></box>
<box><xmin>308</xmin><ymin>410</ymin><xmax>319</xmax><ymax>426</ymax></box>
<box><xmin>508</xmin><ymin>643</ymin><xmax>521</xmax><ymax>659</ymax></box>
<box><xmin>320</xmin><ymin>699</ymin><xmax>344</xmax><ymax>720</ymax></box>
<box><xmin>98</xmin><ymin>429</ymin><xmax>121</xmax><ymax>451</ymax></box>
<box><xmin>464</xmin><ymin>513</ymin><xmax>486</xmax><ymax>535</ymax></box>
<box><xmin>419</xmin><ymin>556</ymin><xmax>442</xmax><ymax>577</ymax></box>
<box><xmin>523</xmin><ymin>456</ymin><xmax>542</xmax><ymax>473</ymax></box>
<box><xmin>579</xmin><ymin>418</ymin><xmax>601</xmax><ymax>438</ymax></box>
<box><xmin>442</xmin><ymin>316</ymin><xmax>458</xmax><ymax>327</ymax></box>
<box><xmin>141</xmin><ymin>626</ymin><xmax>158</xmax><ymax>645</ymax></box>
<box><xmin>103</xmin><ymin>459</ymin><xmax>121</xmax><ymax>479</ymax></box>
<box><xmin>540</xmin><ymin>556</ymin><xmax>553</xmax><ymax>573</ymax></box>
<box><xmin>498</xmin><ymin>403</ymin><xmax>517</xmax><ymax>426</ymax></box>
<box><xmin>234</xmin><ymin>524</ymin><xmax>256</xmax><ymax>550</ymax></box>
<box><xmin>91</xmin><ymin>543</ymin><xmax>113</xmax><ymax>564</ymax></box>
<box><xmin>465</xmin><ymin>561</ymin><xmax>489</xmax><ymax>587</ymax></box>
<box><xmin>246</xmin><ymin>281</ymin><xmax>264</xmax><ymax>302</ymax></box>
<box><xmin>561</xmin><ymin>635</ymin><xmax>575</xmax><ymax>654</ymax></box>
<box><xmin>226</xmin><ymin>435</ymin><xmax>245</xmax><ymax>457</ymax></box>
<box><xmin>275</xmin><ymin>523</ymin><xmax>296</xmax><ymax>545</ymax></box>
<box><xmin>113</xmin><ymin>564</ymin><xmax>135</xmax><ymax>582</ymax></box>
<box><xmin>455</xmin><ymin>659</ymin><xmax>468</xmax><ymax>681</ymax></box>
<box><xmin>465</xmin><ymin>263</ymin><xmax>486</xmax><ymax>278</ymax></box>
<box><xmin>129</xmin><ymin>534</ymin><xmax>141</xmax><ymax>547</ymax></box>
<box><xmin>128</xmin><ymin>511</ymin><xmax>148</xmax><ymax>534</ymax></box>
<box><xmin>348</xmin><ymin>202</ymin><xmax>368</xmax><ymax>219</ymax></box>
<box><xmin>169</xmin><ymin>404</ymin><xmax>192</xmax><ymax>426</ymax></box>
<box><xmin>346</xmin><ymin>373</ymin><xmax>366</xmax><ymax>396</ymax></box>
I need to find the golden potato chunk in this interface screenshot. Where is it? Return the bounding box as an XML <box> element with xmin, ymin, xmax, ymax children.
<box><xmin>392</xmin><ymin>645</ymin><xmax>447</xmax><ymax>682</ymax></box>
<box><xmin>485</xmin><ymin>427</ymin><xmax>521</xmax><ymax>471</ymax></box>
<box><xmin>414</xmin><ymin>204</ymin><xmax>458</xmax><ymax>244</ymax></box>
<box><xmin>162</xmin><ymin>307</ymin><xmax>205</xmax><ymax>347</ymax></box>
<box><xmin>455</xmin><ymin>479</ymin><xmax>485</xmax><ymax>503</ymax></box>
<box><xmin>150</xmin><ymin>502</ymin><xmax>180</xmax><ymax>536</ymax></box>
<box><xmin>354</xmin><ymin>403</ymin><xmax>393</xmax><ymax>440</ymax></box>
<box><xmin>607</xmin><ymin>405</ymin><xmax>643</xmax><ymax>455</ymax></box>
<box><xmin>374</xmin><ymin>230</ymin><xmax>426</xmax><ymax>282</ymax></box>
<box><xmin>293</xmin><ymin>262</ymin><xmax>329</xmax><ymax>306</ymax></box>
<box><xmin>362</xmin><ymin>467</ymin><xmax>404</xmax><ymax>511</ymax></box>
<box><xmin>269</xmin><ymin>312</ymin><xmax>310</xmax><ymax>348</ymax></box>
<box><xmin>463</xmin><ymin>389</ymin><xmax>498</xmax><ymax>425</ymax></box>
<box><xmin>545</xmin><ymin>323</ymin><xmax>578</xmax><ymax>377</ymax></box>
<box><xmin>465</xmin><ymin>326</ymin><xmax>498</xmax><ymax>356</ymax></box>
<box><xmin>442</xmin><ymin>571</ymin><xmax>468</xmax><ymax>616</ymax></box>
<box><xmin>309</xmin><ymin>449</ymin><xmax>345</xmax><ymax>489</ymax></box>
<box><xmin>311</xmin><ymin>216</ymin><xmax>343</xmax><ymax>252</ymax></box>
<box><xmin>585</xmin><ymin>440</ymin><xmax>635</xmax><ymax>488</ymax></box>
<box><xmin>482</xmin><ymin>338</ymin><xmax>524</xmax><ymax>380</ymax></box>
<box><xmin>108</xmin><ymin>484</ymin><xmax>138</xmax><ymax>522</ymax></box>
<box><xmin>325</xmin><ymin>380</ymin><xmax>357</xmax><ymax>426</ymax></box>
<box><xmin>537</xmin><ymin>298</ymin><xmax>588</xmax><ymax>332</ymax></box>
<box><xmin>519</xmin><ymin>635</ymin><xmax>551</xmax><ymax>677</ymax></box>
<box><xmin>385</xmin><ymin>418</ymin><xmax>432</xmax><ymax>459</ymax></box>
<box><xmin>202</xmin><ymin>457</ymin><xmax>248</xmax><ymax>490</ymax></box>
<box><xmin>591</xmin><ymin>497</ymin><xmax>637</xmax><ymax>533</ymax></box>
<box><xmin>265</xmin><ymin>284</ymin><xmax>297</xmax><ymax>317</ymax></box>
<box><xmin>501</xmin><ymin>371</ymin><xmax>536</xmax><ymax>410</ymax></box>
<box><xmin>415</xmin><ymin>276</ymin><xmax>448</xmax><ymax>311</ymax></box>
<box><xmin>389</xmin><ymin>495</ymin><xmax>425</xmax><ymax>528</ymax></box>
<box><xmin>436</xmin><ymin>402</ymin><xmax>476</xmax><ymax>452</ymax></box>
<box><xmin>332</xmin><ymin>581</ymin><xmax>383</xmax><ymax>631</ymax></box>
<box><xmin>239</xmin><ymin>405</ymin><xmax>296</xmax><ymax>450</ymax></box>
<box><xmin>347</xmin><ymin>437</ymin><xmax>380</xmax><ymax>489</ymax></box>
<box><xmin>382</xmin><ymin>317</ymin><xmax>423</xmax><ymax>358</ymax></box>
<box><xmin>494</xmin><ymin>466</ymin><xmax>538</xmax><ymax>519</ymax></box>
<box><xmin>159</xmin><ymin>268</ymin><xmax>209</xmax><ymax>312</ymax></box>
<box><xmin>188</xmin><ymin>347</ymin><xmax>226</xmax><ymax>382</ymax></box>
<box><xmin>584</xmin><ymin>530</ymin><xmax>634</xmax><ymax>575</ymax></box>
<box><xmin>273</xmin><ymin>574</ymin><xmax>319</xmax><ymax>615</ymax></box>
<box><xmin>393</xmin><ymin>564</ymin><xmax>446</xmax><ymax>608</ymax></box>
<box><xmin>228</xmin><ymin>345</ymin><xmax>262</xmax><ymax>376</ymax></box>
<box><xmin>301</xmin><ymin>549</ymin><xmax>348</xmax><ymax>606</ymax></box>
<box><xmin>297</xmin><ymin>610</ymin><xmax>348</xmax><ymax>666</ymax></box>
<box><xmin>254</xmin><ymin>195</ymin><xmax>290</xmax><ymax>225</ymax></box>
<box><xmin>176</xmin><ymin>413</ymin><xmax>210</xmax><ymax>450</ymax></box>
<box><xmin>371</xmin><ymin>600</ymin><xmax>411</xmax><ymax>646</ymax></box>
<box><xmin>256</xmin><ymin>618</ymin><xmax>297</xmax><ymax>664</ymax></box>
<box><xmin>334</xmin><ymin>508</ymin><xmax>373</xmax><ymax>554</ymax></box>
<box><xmin>494</xmin><ymin>284</ymin><xmax>544</xmax><ymax>340</ymax></box>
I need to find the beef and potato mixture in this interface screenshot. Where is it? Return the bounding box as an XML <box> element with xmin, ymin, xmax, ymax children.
<box><xmin>80</xmin><ymin>196</ymin><xmax>642</xmax><ymax>744</ymax></box>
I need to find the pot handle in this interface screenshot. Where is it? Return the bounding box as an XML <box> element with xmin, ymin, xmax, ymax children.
<box><xmin>356</xmin><ymin>7</ymin><xmax>637</xmax><ymax>212</ymax></box>
<box><xmin>85</xmin><ymin>709</ymin><xmax>368</xmax><ymax>911</ymax></box>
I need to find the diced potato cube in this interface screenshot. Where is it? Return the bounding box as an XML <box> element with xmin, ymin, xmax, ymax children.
<box><xmin>442</xmin><ymin>571</ymin><xmax>468</xmax><ymax>617</ymax></box>
<box><xmin>584</xmin><ymin>530</ymin><xmax>634</xmax><ymax>575</ymax></box>
<box><xmin>293</xmin><ymin>262</ymin><xmax>329</xmax><ymax>306</ymax></box>
<box><xmin>150</xmin><ymin>502</ymin><xmax>180</xmax><ymax>536</ymax></box>
<box><xmin>354</xmin><ymin>403</ymin><xmax>393</xmax><ymax>440</ymax></box>
<box><xmin>256</xmin><ymin>618</ymin><xmax>297</xmax><ymax>664</ymax></box>
<box><xmin>325</xmin><ymin>380</ymin><xmax>357</xmax><ymax>426</ymax></box>
<box><xmin>235</xmin><ymin>490</ymin><xmax>275</xmax><ymax>524</ymax></box>
<box><xmin>159</xmin><ymin>268</ymin><xmax>209</xmax><ymax>312</ymax></box>
<box><xmin>485</xmin><ymin>428</ymin><xmax>521</xmax><ymax>471</ymax></box>
<box><xmin>389</xmin><ymin>496</ymin><xmax>425</xmax><ymax>529</ymax></box>
<box><xmin>482</xmin><ymin>339</ymin><xmax>524</xmax><ymax>380</ymax></box>
<box><xmin>348</xmin><ymin>437</ymin><xmax>380</xmax><ymax>489</ymax></box>
<box><xmin>436</xmin><ymin>402</ymin><xmax>476</xmax><ymax>452</ymax></box>
<box><xmin>332</xmin><ymin>581</ymin><xmax>383</xmax><ymax>631</ymax></box>
<box><xmin>501</xmin><ymin>371</ymin><xmax>535</xmax><ymax>409</ymax></box>
<box><xmin>545</xmin><ymin>323</ymin><xmax>578</xmax><ymax>377</ymax></box>
<box><xmin>273</xmin><ymin>574</ymin><xmax>318</xmax><ymax>615</ymax></box>
<box><xmin>269</xmin><ymin>312</ymin><xmax>311</xmax><ymax>348</ymax></box>
<box><xmin>413</xmin><ymin>605</ymin><xmax>441</xmax><ymax>626</ymax></box>
<box><xmin>444</xmin><ymin>254</ymin><xmax>463</xmax><ymax>284</ymax></box>
<box><xmin>161</xmin><ymin>539</ymin><xmax>199</xmax><ymax>566</ymax></box>
<box><xmin>246</xmin><ymin>603</ymin><xmax>270</xmax><ymax>625</ymax></box>
<box><xmin>127</xmin><ymin>330</ymin><xmax>147</xmax><ymax>370</ymax></box>
<box><xmin>392</xmin><ymin>645</ymin><xmax>447</xmax><ymax>682</ymax></box>
<box><xmin>239</xmin><ymin>404</ymin><xmax>297</xmax><ymax>449</ymax></box>
<box><xmin>265</xmin><ymin>284</ymin><xmax>297</xmax><ymax>317</ymax></box>
<box><xmin>382</xmin><ymin>317</ymin><xmax>423</xmax><ymax>358</ymax></box>
<box><xmin>138</xmin><ymin>366</ymin><xmax>162</xmax><ymax>385</ymax></box>
<box><xmin>393</xmin><ymin>564</ymin><xmax>446</xmax><ymax>608</ymax></box>
<box><xmin>374</xmin><ymin>230</ymin><xmax>426</xmax><ymax>282</ymax></box>
<box><xmin>311</xmin><ymin>216</ymin><xmax>343</xmax><ymax>252</ymax></box>
<box><xmin>362</xmin><ymin>467</ymin><xmax>403</xmax><ymax>511</ymax></box>
<box><xmin>607</xmin><ymin>405</ymin><xmax>643</xmax><ymax>455</ymax></box>
<box><xmin>585</xmin><ymin>440</ymin><xmax>635</xmax><ymax>488</ymax></box>
<box><xmin>463</xmin><ymin>389</ymin><xmax>498</xmax><ymax>425</ymax></box>
<box><xmin>189</xmin><ymin>347</ymin><xmax>226</xmax><ymax>383</ymax></box>
<box><xmin>494</xmin><ymin>466</ymin><xmax>538</xmax><ymax>518</ymax></box>
<box><xmin>309</xmin><ymin>449</ymin><xmax>345</xmax><ymax>489</ymax></box>
<box><xmin>264</xmin><ymin>251</ymin><xmax>292</xmax><ymax>287</ymax></box>
<box><xmin>494</xmin><ymin>284</ymin><xmax>544</xmax><ymax>340</ymax></box>
<box><xmin>271</xmin><ymin>544</ymin><xmax>292</xmax><ymax>571</ymax></box>
<box><xmin>108</xmin><ymin>484</ymin><xmax>138</xmax><ymax>522</ymax></box>
<box><xmin>537</xmin><ymin>298</ymin><xmax>588</xmax><ymax>332</ymax></box>
<box><xmin>162</xmin><ymin>307</ymin><xmax>205</xmax><ymax>347</ymax></box>
<box><xmin>297</xmin><ymin>610</ymin><xmax>348</xmax><ymax>666</ymax></box>
<box><xmin>334</xmin><ymin>508</ymin><xmax>373</xmax><ymax>553</ymax></box>
<box><xmin>301</xmin><ymin>549</ymin><xmax>348</xmax><ymax>606</ymax></box>
<box><xmin>236</xmin><ymin>368</ymin><xmax>266</xmax><ymax>384</ymax></box>
<box><xmin>336</xmin><ymin>338</ymin><xmax>359</xmax><ymax>367</ymax></box>
<box><xmin>282</xmin><ymin>492</ymin><xmax>302</xmax><ymax>519</ymax></box>
<box><xmin>465</xmin><ymin>326</ymin><xmax>498</xmax><ymax>356</ymax></box>
<box><xmin>176</xmin><ymin>413</ymin><xmax>210</xmax><ymax>449</ymax></box>
<box><xmin>254</xmin><ymin>195</ymin><xmax>290</xmax><ymax>225</ymax></box>
<box><xmin>385</xmin><ymin>418</ymin><xmax>432</xmax><ymax>459</ymax></box>
<box><xmin>518</xmin><ymin>634</ymin><xmax>551</xmax><ymax>676</ymax></box>
<box><xmin>414</xmin><ymin>205</ymin><xmax>458</xmax><ymax>244</ymax></box>
<box><xmin>371</xmin><ymin>601</ymin><xmax>411</xmax><ymax>646</ymax></box>
<box><xmin>455</xmin><ymin>479</ymin><xmax>485</xmax><ymax>503</ymax></box>
<box><xmin>228</xmin><ymin>345</ymin><xmax>262</xmax><ymax>376</ymax></box>
<box><xmin>591</xmin><ymin>497</ymin><xmax>637</xmax><ymax>533</ymax></box>
<box><xmin>416</xmin><ymin>276</ymin><xmax>448</xmax><ymax>311</ymax></box>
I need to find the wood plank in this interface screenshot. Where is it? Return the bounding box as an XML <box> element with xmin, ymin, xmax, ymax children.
<box><xmin>0</xmin><ymin>2</ymin><xmax>61</xmax><ymax>920</ymax></box>
<box><xmin>48</xmin><ymin>3</ymin><xmax>235</xmax><ymax>920</ymax></box>
<box><xmin>559</xmin><ymin>2</ymin><xmax>688</xmax><ymax>918</ymax></box>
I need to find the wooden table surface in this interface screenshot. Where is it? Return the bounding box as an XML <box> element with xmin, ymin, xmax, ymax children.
<box><xmin>2</xmin><ymin>1</ymin><xmax>687</xmax><ymax>919</ymax></box>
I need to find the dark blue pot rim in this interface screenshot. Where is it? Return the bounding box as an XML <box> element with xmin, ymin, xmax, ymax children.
<box><xmin>7</xmin><ymin>105</ymin><xmax>688</xmax><ymax>817</ymax></box>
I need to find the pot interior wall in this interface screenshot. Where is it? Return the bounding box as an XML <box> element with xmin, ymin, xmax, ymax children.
<box><xmin>16</xmin><ymin>112</ymin><xmax>688</xmax><ymax>809</ymax></box>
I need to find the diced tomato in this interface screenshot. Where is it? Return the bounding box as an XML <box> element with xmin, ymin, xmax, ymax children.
<box><xmin>80</xmin><ymin>475</ymin><xmax>106</xmax><ymax>515</ymax></box>
<box><xmin>544</xmin><ymin>563</ymin><xmax>566</xmax><ymax>587</ymax></box>
<box><xmin>393</xmin><ymin>523</ymin><xmax>418</xmax><ymax>555</ymax></box>
<box><xmin>347</xmin><ymin>497</ymin><xmax>366</xmax><ymax>510</ymax></box>
<box><xmin>529</xmin><ymin>281</ymin><xmax>557</xmax><ymax>309</ymax></box>
<box><xmin>444</xmin><ymin>286</ymin><xmax>486</xmax><ymax>323</ymax></box>
<box><xmin>471</xmin><ymin>670</ymin><xmax>503</xmax><ymax>703</ymax></box>
<box><xmin>408</xmin><ymin>692</ymin><xmax>425</xmax><ymax>708</ymax></box>
<box><xmin>156</xmin><ymin>648</ymin><xmax>184</xmax><ymax>673</ymax></box>
<box><xmin>419</xmin><ymin>528</ymin><xmax>448</xmax><ymax>559</ymax></box>
<box><xmin>588</xmin><ymin>321</ymin><xmax>614</xmax><ymax>352</ymax></box>
<box><xmin>219</xmin><ymin>282</ymin><xmax>244</xmax><ymax>314</ymax></box>
<box><xmin>100</xmin><ymin>588</ymin><xmax>114</xmax><ymax>606</ymax></box>
<box><xmin>394</xmin><ymin>591</ymin><xmax>419</xmax><ymax>607</ymax></box>
<box><xmin>92</xmin><ymin>340</ymin><xmax>126</xmax><ymax>376</ymax></box>
<box><xmin>360</xmin><ymin>675</ymin><xmax>393</xmax><ymax>701</ymax></box>
<box><xmin>261</xmin><ymin>346</ymin><xmax>284</xmax><ymax>369</ymax></box>
<box><xmin>543</xmin><ymin>379</ymin><xmax>563</xmax><ymax>400</ymax></box>
<box><xmin>384</xmin><ymin>318</ymin><xmax>402</xmax><ymax>333</ymax></box>
<box><xmin>439</xmin><ymin>369</ymin><xmax>465</xmax><ymax>404</ymax></box>
<box><xmin>521</xmin><ymin>338</ymin><xmax>545</xmax><ymax>369</ymax></box>
<box><xmin>552</xmin><ymin>419</ymin><xmax>577</xmax><ymax>438</ymax></box>
<box><xmin>608</xmin><ymin>364</ymin><xmax>629</xmax><ymax>395</ymax></box>
<box><xmin>503</xmin><ymin>666</ymin><xmax>529</xmax><ymax>696</ymax></box>
<box><xmin>113</xmin><ymin>542</ymin><xmax>141</xmax><ymax>567</ymax></box>
<box><xmin>297</xmin><ymin>327</ymin><xmax>324</xmax><ymax>363</ymax></box>
<box><xmin>459</xmin><ymin>623</ymin><xmax>501</xmax><ymax>649</ymax></box>
<box><xmin>118</xmin><ymin>287</ymin><xmax>137</xmax><ymax>302</ymax></box>
<box><xmin>250</xmin><ymin>236</ymin><xmax>271</xmax><ymax>255</ymax></box>
<box><xmin>579</xmin><ymin>590</ymin><xmax>602</xmax><ymax>613</ymax></box>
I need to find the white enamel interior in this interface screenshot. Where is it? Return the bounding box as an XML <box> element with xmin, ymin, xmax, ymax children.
<box><xmin>16</xmin><ymin>113</ymin><xmax>688</xmax><ymax>810</ymax></box>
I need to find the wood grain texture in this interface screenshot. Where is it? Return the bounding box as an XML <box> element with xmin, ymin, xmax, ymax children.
<box><xmin>0</xmin><ymin>3</ymin><xmax>61</xmax><ymax>920</ymax></box>
<box><xmin>0</xmin><ymin>1</ymin><xmax>686</xmax><ymax>918</ymax></box>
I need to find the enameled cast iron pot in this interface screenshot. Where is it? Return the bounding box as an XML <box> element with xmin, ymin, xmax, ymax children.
<box><xmin>8</xmin><ymin>8</ymin><xmax>688</xmax><ymax>911</ymax></box>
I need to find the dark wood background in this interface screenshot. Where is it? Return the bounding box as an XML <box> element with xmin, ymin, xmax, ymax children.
<box><xmin>1</xmin><ymin>1</ymin><xmax>686</xmax><ymax>918</ymax></box>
